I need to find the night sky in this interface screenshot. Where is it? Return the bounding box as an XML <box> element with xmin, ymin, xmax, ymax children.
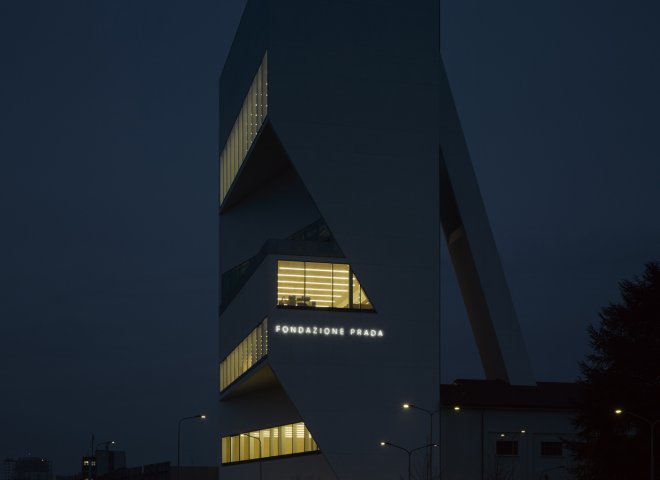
<box><xmin>1</xmin><ymin>0</ymin><xmax>659</xmax><ymax>475</ymax></box>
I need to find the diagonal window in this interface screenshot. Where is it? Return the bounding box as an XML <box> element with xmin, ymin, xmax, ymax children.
<box><xmin>219</xmin><ymin>318</ymin><xmax>268</xmax><ymax>392</ymax></box>
<box><xmin>219</xmin><ymin>52</ymin><xmax>268</xmax><ymax>204</ymax></box>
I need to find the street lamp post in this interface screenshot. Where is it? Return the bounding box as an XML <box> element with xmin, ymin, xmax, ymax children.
<box><xmin>402</xmin><ymin>403</ymin><xmax>440</xmax><ymax>479</ymax></box>
<box><xmin>177</xmin><ymin>414</ymin><xmax>206</xmax><ymax>480</ymax></box>
<box><xmin>241</xmin><ymin>433</ymin><xmax>263</xmax><ymax>480</ymax></box>
<box><xmin>615</xmin><ymin>409</ymin><xmax>660</xmax><ymax>480</ymax></box>
<box><xmin>380</xmin><ymin>441</ymin><xmax>438</xmax><ymax>480</ymax></box>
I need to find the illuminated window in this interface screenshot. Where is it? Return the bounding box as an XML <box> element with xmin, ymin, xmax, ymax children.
<box><xmin>221</xmin><ymin>422</ymin><xmax>319</xmax><ymax>464</ymax></box>
<box><xmin>219</xmin><ymin>318</ymin><xmax>268</xmax><ymax>391</ymax></box>
<box><xmin>277</xmin><ymin>260</ymin><xmax>373</xmax><ymax>310</ymax></box>
<box><xmin>495</xmin><ymin>440</ymin><xmax>519</xmax><ymax>456</ymax></box>
<box><xmin>219</xmin><ymin>52</ymin><xmax>268</xmax><ymax>204</ymax></box>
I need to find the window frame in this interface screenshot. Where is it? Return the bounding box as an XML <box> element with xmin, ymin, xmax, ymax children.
<box><xmin>276</xmin><ymin>260</ymin><xmax>375</xmax><ymax>312</ymax></box>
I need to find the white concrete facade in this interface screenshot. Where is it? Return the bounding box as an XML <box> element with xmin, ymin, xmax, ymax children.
<box><xmin>217</xmin><ymin>1</ymin><xmax>538</xmax><ymax>478</ymax></box>
<box><xmin>218</xmin><ymin>1</ymin><xmax>440</xmax><ymax>478</ymax></box>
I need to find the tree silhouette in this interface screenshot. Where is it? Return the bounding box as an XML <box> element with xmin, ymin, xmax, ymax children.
<box><xmin>570</xmin><ymin>261</ymin><xmax>660</xmax><ymax>479</ymax></box>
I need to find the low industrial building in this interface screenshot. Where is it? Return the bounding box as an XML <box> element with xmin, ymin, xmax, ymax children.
<box><xmin>440</xmin><ymin>380</ymin><xmax>578</xmax><ymax>480</ymax></box>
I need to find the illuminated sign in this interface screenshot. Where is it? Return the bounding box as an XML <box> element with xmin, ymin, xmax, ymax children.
<box><xmin>273</xmin><ymin>324</ymin><xmax>384</xmax><ymax>338</ymax></box>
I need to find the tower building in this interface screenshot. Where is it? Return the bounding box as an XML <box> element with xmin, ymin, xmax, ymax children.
<box><xmin>217</xmin><ymin>1</ymin><xmax>533</xmax><ymax>479</ymax></box>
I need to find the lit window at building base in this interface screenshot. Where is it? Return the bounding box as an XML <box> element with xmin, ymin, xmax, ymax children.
<box><xmin>221</xmin><ymin>422</ymin><xmax>319</xmax><ymax>464</ymax></box>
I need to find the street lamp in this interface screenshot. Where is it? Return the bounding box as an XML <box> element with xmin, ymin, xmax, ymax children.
<box><xmin>614</xmin><ymin>408</ymin><xmax>660</xmax><ymax>480</ymax></box>
<box><xmin>177</xmin><ymin>414</ymin><xmax>206</xmax><ymax>480</ymax></box>
<box><xmin>402</xmin><ymin>403</ymin><xmax>440</xmax><ymax>479</ymax></box>
<box><xmin>240</xmin><ymin>433</ymin><xmax>263</xmax><ymax>480</ymax></box>
<box><xmin>380</xmin><ymin>441</ymin><xmax>438</xmax><ymax>480</ymax></box>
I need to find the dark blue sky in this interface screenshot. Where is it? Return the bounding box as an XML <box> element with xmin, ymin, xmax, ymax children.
<box><xmin>1</xmin><ymin>0</ymin><xmax>659</xmax><ymax>474</ymax></box>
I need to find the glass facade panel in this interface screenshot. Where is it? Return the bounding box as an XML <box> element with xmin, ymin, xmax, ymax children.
<box><xmin>305</xmin><ymin>262</ymin><xmax>332</xmax><ymax>308</ymax></box>
<box><xmin>239</xmin><ymin>435</ymin><xmax>250</xmax><ymax>461</ymax></box>
<box><xmin>281</xmin><ymin>425</ymin><xmax>293</xmax><ymax>455</ymax></box>
<box><xmin>230</xmin><ymin>436</ymin><xmax>240</xmax><ymax>463</ymax></box>
<box><xmin>293</xmin><ymin>422</ymin><xmax>305</xmax><ymax>454</ymax></box>
<box><xmin>221</xmin><ymin>437</ymin><xmax>230</xmax><ymax>464</ymax></box>
<box><xmin>333</xmin><ymin>264</ymin><xmax>350</xmax><ymax>308</ymax></box>
<box><xmin>277</xmin><ymin>260</ymin><xmax>305</xmax><ymax>307</ymax></box>
<box><xmin>249</xmin><ymin>433</ymin><xmax>259</xmax><ymax>459</ymax></box>
<box><xmin>270</xmin><ymin>427</ymin><xmax>279</xmax><ymax>457</ymax></box>
<box><xmin>221</xmin><ymin>423</ymin><xmax>318</xmax><ymax>464</ymax></box>
<box><xmin>219</xmin><ymin>52</ymin><xmax>268</xmax><ymax>204</ymax></box>
<box><xmin>260</xmin><ymin>429</ymin><xmax>270</xmax><ymax>457</ymax></box>
<box><xmin>219</xmin><ymin>318</ymin><xmax>268</xmax><ymax>391</ymax></box>
<box><xmin>304</xmin><ymin>426</ymin><xmax>313</xmax><ymax>452</ymax></box>
<box><xmin>359</xmin><ymin>286</ymin><xmax>373</xmax><ymax>309</ymax></box>
<box><xmin>277</xmin><ymin>260</ymin><xmax>374</xmax><ymax>311</ymax></box>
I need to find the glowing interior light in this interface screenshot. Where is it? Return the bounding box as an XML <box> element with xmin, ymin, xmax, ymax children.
<box><xmin>219</xmin><ymin>53</ymin><xmax>267</xmax><ymax>204</ymax></box>
<box><xmin>277</xmin><ymin>260</ymin><xmax>373</xmax><ymax>311</ymax></box>
<box><xmin>277</xmin><ymin>293</ymin><xmax>342</xmax><ymax>298</ymax></box>
<box><xmin>219</xmin><ymin>318</ymin><xmax>268</xmax><ymax>392</ymax></box>
<box><xmin>299</xmin><ymin>288</ymin><xmax>349</xmax><ymax>293</ymax></box>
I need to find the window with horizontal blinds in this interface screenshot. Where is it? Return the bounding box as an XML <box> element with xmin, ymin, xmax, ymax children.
<box><xmin>221</xmin><ymin>422</ymin><xmax>319</xmax><ymax>464</ymax></box>
<box><xmin>277</xmin><ymin>260</ymin><xmax>374</xmax><ymax>310</ymax></box>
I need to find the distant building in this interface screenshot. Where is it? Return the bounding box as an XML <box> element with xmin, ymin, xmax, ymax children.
<box><xmin>5</xmin><ymin>457</ymin><xmax>53</xmax><ymax>480</ymax></box>
<box><xmin>94</xmin><ymin>451</ymin><xmax>125</xmax><ymax>478</ymax></box>
<box><xmin>80</xmin><ymin>457</ymin><xmax>95</xmax><ymax>480</ymax></box>
<box><xmin>441</xmin><ymin>380</ymin><xmax>579</xmax><ymax>480</ymax></box>
<box><xmin>80</xmin><ymin>449</ymin><xmax>125</xmax><ymax>480</ymax></box>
